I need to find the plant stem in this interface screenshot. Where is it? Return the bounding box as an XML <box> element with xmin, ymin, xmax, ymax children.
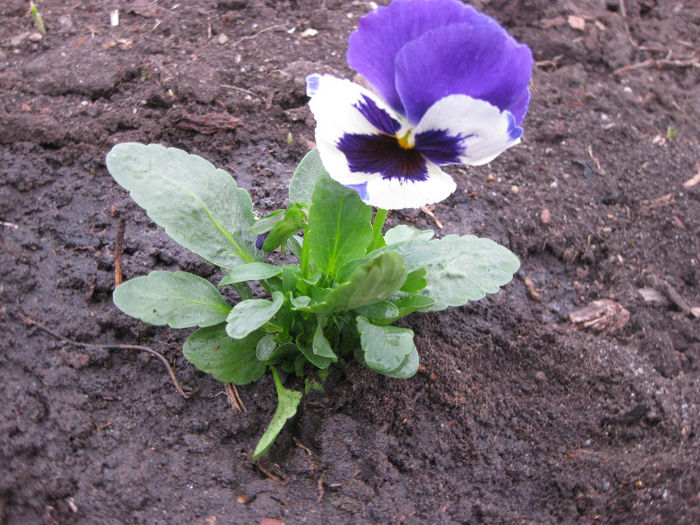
<box><xmin>271</xmin><ymin>366</ymin><xmax>283</xmax><ymax>393</ymax></box>
<box><xmin>369</xmin><ymin>208</ymin><xmax>388</xmax><ymax>251</ymax></box>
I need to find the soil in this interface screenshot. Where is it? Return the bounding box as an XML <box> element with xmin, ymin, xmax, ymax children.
<box><xmin>1</xmin><ymin>0</ymin><xmax>699</xmax><ymax>523</ymax></box>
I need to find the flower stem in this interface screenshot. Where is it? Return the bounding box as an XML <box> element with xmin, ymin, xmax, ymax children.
<box><xmin>370</xmin><ymin>208</ymin><xmax>388</xmax><ymax>251</ymax></box>
<box><xmin>300</xmin><ymin>226</ymin><xmax>311</xmax><ymax>279</ymax></box>
<box><xmin>271</xmin><ymin>366</ymin><xmax>283</xmax><ymax>393</ymax></box>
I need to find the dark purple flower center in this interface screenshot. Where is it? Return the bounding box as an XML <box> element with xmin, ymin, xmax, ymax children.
<box><xmin>337</xmin><ymin>133</ymin><xmax>428</xmax><ymax>182</ymax></box>
<box><xmin>337</xmin><ymin>128</ymin><xmax>465</xmax><ymax>182</ymax></box>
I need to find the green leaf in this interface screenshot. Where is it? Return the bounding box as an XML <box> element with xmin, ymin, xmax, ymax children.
<box><xmin>249</xmin><ymin>210</ymin><xmax>285</xmax><ymax>235</ymax></box>
<box><xmin>262</xmin><ymin>205</ymin><xmax>306</xmax><ymax>252</ymax></box>
<box><xmin>289</xmin><ymin>148</ymin><xmax>325</xmax><ymax>205</ymax></box>
<box><xmin>356</xmin><ymin>316</ymin><xmax>418</xmax><ymax>378</ymax></box>
<box><xmin>296</xmin><ymin>337</ymin><xmax>333</xmax><ymax>369</ymax></box>
<box><xmin>400</xmin><ymin>267</ymin><xmax>427</xmax><ymax>293</ymax></box>
<box><xmin>312</xmin><ymin>320</ymin><xmax>337</xmax><ymax>361</ymax></box>
<box><xmin>183</xmin><ymin>324</ymin><xmax>266</xmax><ymax>384</ymax></box>
<box><xmin>286</xmin><ymin>235</ymin><xmax>303</xmax><ymax>259</ymax></box>
<box><xmin>306</xmin><ymin>174</ymin><xmax>373</xmax><ymax>277</ymax></box>
<box><xmin>354</xmin><ymin>301</ymin><xmax>400</xmax><ymax>324</ymax></box>
<box><xmin>255</xmin><ymin>334</ymin><xmax>278</xmax><ymax>362</ymax></box>
<box><xmin>106</xmin><ymin>143</ymin><xmax>258</xmax><ymax>268</ymax></box>
<box><xmin>392</xmin><ymin>295</ymin><xmax>436</xmax><ymax>318</ymax></box>
<box><xmin>252</xmin><ymin>368</ymin><xmax>302</xmax><ymax>460</ymax></box>
<box><xmin>384</xmin><ymin>224</ymin><xmax>434</xmax><ymax>244</ymax></box>
<box><xmin>219</xmin><ymin>263</ymin><xmax>283</xmax><ymax>286</ymax></box>
<box><xmin>385</xmin><ymin>343</ymin><xmax>419</xmax><ymax>379</ymax></box>
<box><xmin>289</xmin><ymin>294</ymin><xmax>311</xmax><ymax>309</ymax></box>
<box><xmin>226</xmin><ymin>291</ymin><xmax>284</xmax><ymax>339</ymax></box>
<box><xmin>378</xmin><ymin>235</ymin><xmax>520</xmax><ymax>311</ymax></box>
<box><xmin>113</xmin><ymin>271</ymin><xmax>231</xmax><ymax>328</ymax></box>
<box><xmin>302</xmin><ymin>251</ymin><xmax>407</xmax><ymax>314</ymax></box>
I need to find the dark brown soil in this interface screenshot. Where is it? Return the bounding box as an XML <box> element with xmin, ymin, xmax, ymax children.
<box><xmin>1</xmin><ymin>1</ymin><xmax>699</xmax><ymax>523</ymax></box>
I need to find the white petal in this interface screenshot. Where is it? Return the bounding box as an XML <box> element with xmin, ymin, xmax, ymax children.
<box><xmin>414</xmin><ymin>94</ymin><xmax>522</xmax><ymax>166</ymax></box>
<box><xmin>362</xmin><ymin>162</ymin><xmax>456</xmax><ymax>210</ymax></box>
<box><xmin>306</xmin><ymin>74</ymin><xmax>403</xmax><ymax>185</ymax></box>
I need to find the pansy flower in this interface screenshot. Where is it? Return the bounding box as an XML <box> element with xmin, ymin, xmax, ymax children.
<box><xmin>306</xmin><ymin>0</ymin><xmax>533</xmax><ymax>209</ymax></box>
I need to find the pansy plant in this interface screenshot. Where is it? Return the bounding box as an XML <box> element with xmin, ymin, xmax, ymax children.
<box><xmin>105</xmin><ymin>0</ymin><xmax>531</xmax><ymax>459</ymax></box>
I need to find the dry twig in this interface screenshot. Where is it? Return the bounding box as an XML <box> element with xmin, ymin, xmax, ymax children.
<box><xmin>221</xmin><ymin>84</ymin><xmax>264</xmax><ymax>100</ymax></box>
<box><xmin>293</xmin><ymin>436</ymin><xmax>314</xmax><ymax>456</ymax></box>
<box><xmin>255</xmin><ymin>463</ymin><xmax>290</xmax><ymax>485</ymax></box>
<box><xmin>224</xmin><ymin>382</ymin><xmax>247</xmax><ymax>412</ymax></box>
<box><xmin>231</xmin><ymin>25</ymin><xmax>286</xmax><ymax>48</ymax></box>
<box><xmin>114</xmin><ymin>217</ymin><xmax>125</xmax><ymax>287</ymax></box>
<box><xmin>618</xmin><ymin>0</ymin><xmax>638</xmax><ymax>49</ymax></box>
<box><xmin>317</xmin><ymin>476</ymin><xmax>325</xmax><ymax>502</ymax></box>
<box><xmin>614</xmin><ymin>56</ymin><xmax>699</xmax><ymax>76</ymax></box>
<box><xmin>419</xmin><ymin>206</ymin><xmax>444</xmax><ymax>229</ymax></box>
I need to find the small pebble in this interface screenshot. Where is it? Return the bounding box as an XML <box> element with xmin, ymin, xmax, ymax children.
<box><xmin>300</xmin><ymin>28</ymin><xmax>319</xmax><ymax>38</ymax></box>
<box><xmin>534</xmin><ymin>371</ymin><xmax>547</xmax><ymax>382</ymax></box>
<box><xmin>217</xmin><ymin>33</ymin><xmax>229</xmax><ymax>44</ymax></box>
<box><xmin>567</xmin><ymin>15</ymin><xmax>586</xmax><ymax>31</ymax></box>
<box><xmin>510</xmin><ymin>185</ymin><xmax>519</xmax><ymax>194</ymax></box>
<box><xmin>486</xmin><ymin>174</ymin><xmax>495</xmax><ymax>182</ymax></box>
<box><xmin>541</xmin><ymin>208</ymin><xmax>551</xmax><ymax>224</ymax></box>
<box><xmin>28</xmin><ymin>32</ymin><xmax>43</xmax><ymax>42</ymax></box>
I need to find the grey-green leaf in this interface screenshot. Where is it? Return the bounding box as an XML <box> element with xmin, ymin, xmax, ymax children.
<box><xmin>384</xmin><ymin>224</ymin><xmax>434</xmax><ymax>244</ymax></box>
<box><xmin>288</xmin><ymin>148</ymin><xmax>325</xmax><ymax>205</ymax></box>
<box><xmin>302</xmin><ymin>251</ymin><xmax>407</xmax><ymax>314</ymax></box>
<box><xmin>183</xmin><ymin>324</ymin><xmax>266</xmax><ymax>384</ymax></box>
<box><xmin>113</xmin><ymin>271</ymin><xmax>231</xmax><ymax>328</ymax></box>
<box><xmin>356</xmin><ymin>316</ymin><xmax>418</xmax><ymax>378</ymax></box>
<box><xmin>255</xmin><ymin>334</ymin><xmax>278</xmax><ymax>362</ymax></box>
<box><xmin>106</xmin><ymin>143</ymin><xmax>258</xmax><ymax>268</ymax></box>
<box><xmin>252</xmin><ymin>368</ymin><xmax>302</xmax><ymax>460</ymax></box>
<box><xmin>226</xmin><ymin>291</ymin><xmax>284</xmax><ymax>339</ymax></box>
<box><xmin>306</xmin><ymin>174</ymin><xmax>373</xmax><ymax>278</ymax></box>
<box><xmin>219</xmin><ymin>263</ymin><xmax>283</xmax><ymax>286</ymax></box>
<box><xmin>422</xmin><ymin>235</ymin><xmax>520</xmax><ymax>310</ymax></box>
<box><xmin>384</xmin><ymin>343</ymin><xmax>419</xmax><ymax>379</ymax></box>
<box><xmin>378</xmin><ymin>235</ymin><xmax>520</xmax><ymax>311</ymax></box>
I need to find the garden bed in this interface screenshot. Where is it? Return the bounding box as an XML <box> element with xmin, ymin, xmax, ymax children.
<box><xmin>1</xmin><ymin>0</ymin><xmax>698</xmax><ymax>523</ymax></box>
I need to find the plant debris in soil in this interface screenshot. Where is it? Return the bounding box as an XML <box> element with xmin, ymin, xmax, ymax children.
<box><xmin>1</xmin><ymin>0</ymin><xmax>699</xmax><ymax>523</ymax></box>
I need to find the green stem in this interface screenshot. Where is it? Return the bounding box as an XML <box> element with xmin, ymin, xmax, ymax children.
<box><xmin>270</xmin><ymin>366</ymin><xmax>283</xmax><ymax>393</ymax></box>
<box><xmin>369</xmin><ymin>208</ymin><xmax>388</xmax><ymax>251</ymax></box>
<box><xmin>233</xmin><ymin>282</ymin><xmax>254</xmax><ymax>300</ymax></box>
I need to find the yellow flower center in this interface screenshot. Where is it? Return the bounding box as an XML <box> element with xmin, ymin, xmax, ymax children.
<box><xmin>396</xmin><ymin>130</ymin><xmax>414</xmax><ymax>149</ymax></box>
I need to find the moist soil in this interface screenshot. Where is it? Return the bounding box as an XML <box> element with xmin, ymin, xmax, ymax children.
<box><xmin>1</xmin><ymin>1</ymin><xmax>699</xmax><ymax>523</ymax></box>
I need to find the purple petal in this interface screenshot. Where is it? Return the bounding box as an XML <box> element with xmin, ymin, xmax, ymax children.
<box><xmin>415</xmin><ymin>128</ymin><xmax>467</xmax><ymax>165</ymax></box>
<box><xmin>347</xmin><ymin>0</ymin><xmax>494</xmax><ymax>116</ymax></box>
<box><xmin>337</xmin><ymin>133</ymin><xmax>428</xmax><ymax>182</ymax></box>
<box><xmin>256</xmin><ymin>232</ymin><xmax>269</xmax><ymax>250</ymax></box>
<box><xmin>394</xmin><ymin>22</ymin><xmax>533</xmax><ymax>124</ymax></box>
<box><xmin>506</xmin><ymin>113</ymin><xmax>523</xmax><ymax>142</ymax></box>
<box><xmin>354</xmin><ymin>95</ymin><xmax>401</xmax><ymax>135</ymax></box>
<box><xmin>344</xmin><ymin>182</ymin><xmax>370</xmax><ymax>201</ymax></box>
